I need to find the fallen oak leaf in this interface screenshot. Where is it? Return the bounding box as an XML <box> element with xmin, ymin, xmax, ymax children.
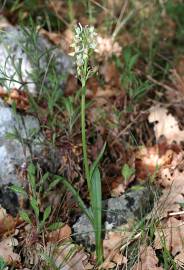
<box><xmin>133</xmin><ymin>245</ymin><xmax>163</xmax><ymax>270</ymax></box>
<box><xmin>0</xmin><ymin>237</ymin><xmax>21</xmax><ymax>266</ymax></box>
<box><xmin>149</xmin><ymin>105</ymin><xmax>184</xmax><ymax>145</ymax></box>
<box><xmin>44</xmin><ymin>242</ymin><xmax>88</xmax><ymax>270</ymax></box>
<box><xmin>100</xmin><ymin>224</ymin><xmax>135</xmax><ymax>269</ymax></box>
<box><xmin>154</xmin><ymin>217</ymin><xmax>184</xmax><ymax>256</ymax></box>
<box><xmin>103</xmin><ymin>226</ymin><xmax>131</xmax><ymax>256</ymax></box>
<box><xmin>111</xmin><ymin>182</ymin><xmax>125</xmax><ymax>197</ymax></box>
<box><xmin>152</xmin><ymin>159</ymin><xmax>184</xmax><ymax>219</ymax></box>
<box><xmin>96</xmin><ymin>35</ymin><xmax>121</xmax><ymax>60</ymax></box>
<box><xmin>135</xmin><ymin>145</ymin><xmax>173</xmax><ymax>180</ymax></box>
<box><xmin>112</xmin><ymin>252</ymin><xmax>127</xmax><ymax>265</ymax></box>
<box><xmin>39</xmin><ymin>28</ymin><xmax>62</xmax><ymax>46</ymax></box>
<box><xmin>47</xmin><ymin>224</ymin><xmax>72</xmax><ymax>243</ymax></box>
<box><xmin>174</xmin><ymin>250</ymin><xmax>184</xmax><ymax>268</ymax></box>
<box><xmin>0</xmin><ymin>207</ymin><xmax>18</xmax><ymax>235</ymax></box>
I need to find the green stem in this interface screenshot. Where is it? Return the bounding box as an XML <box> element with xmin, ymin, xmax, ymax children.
<box><xmin>81</xmin><ymin>87</ymin><xmax>91</xmax><ymax>191</ymax></box>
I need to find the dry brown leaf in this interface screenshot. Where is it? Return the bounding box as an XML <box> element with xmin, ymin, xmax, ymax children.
<box><xmin>149</xmin><ymin>105</ymin><xmax>184</xmax><ymax>144</ymax></box>
<box><xmin>112</xmin><ymin>252</ymin><xmax>127</xmax><ymax>265</ymax></box>
<box><xmin>0</xmin><ymin>16</ymin><xmax>11</xmax><ymax>29</ymax></box>
<box><xmin>103</xmin><ymin>224</ymin><xmax>131</xmax><ymax>263</ymax></box>
<box><xmin>103</xmin><ymin>228</ymin><xmax>130</xmax><ymax>255</ymax></box>
<box><xmin>111</xmin><ymin>182</ymin><xmax>125</xmax><ymax>197</ymax></box>
<box><xmin>0</xmin><ymin>237</ymin><xmax>20</xmax><ymax>266</ymax></box>
<box><xmin>100</xmin><ymin>261</ymin><xmax>116</xmax><ymax>269</ymax></box>
<box><xmin>154</xmin><ymin>217</ymin><xmax>184</xmax><ymax>256</ymax></box>
<box><xmin>174</xmin><ymin>250</ymin><xmax>184</xmax><ymax>268</ymax></box>
<box><xmin>133</xmin><ymin>245</ymin><xmax>163</xmax><ymax>270</ymax></box>
<box><xmin>152</xmin><ymin>153</ymin><xmax>184</xmax><ymax>219</ymax></box>
<box><xmin>62</xmin><ymin>28</ymin><xmax>74</xmax><ymax>53</ymax></box>
<box><xmin>135</xmin><ymin>146</ymin><xmax>173</xmax><ymax>180</ymax></box>
<box><xmin>47</xmin><ymin>224</ymin><xmax>71</xmax><ymax>243</ymax></box>
<box><xmin>39</xmin><ymin>29</ymin><xmax>62</xmax><ymax>46</ymax></box>
<box><xmin>0</xmin><ymin>87</ymin><xmax>30</xmax><ymax>111</ymax></box>
<box><xmin>100</xmin><ymin>62</ymin><xmax>120</xmax><ymax>87</ymax></box>
<box><xmin>84</xmin><ymin>262</ymin><xmax>94</xmax><ymax>269</ymax></box>
<box><xmin>40</xmin><ymin>28</ymin><xmax>74</xmax><ymax>54</ymax></box>
<box><xmin>46</xmin><ymin>242</ymin><xmax>88</xmax><ymax>270</ymax></box>
<box><xmin>65</xmin><ymin>74</ymin><xmax>78</xmax><ymax>96</ymax></box>
<box><xmin>0</xmin><ymin>207</ymin><xmax>17</xmax><ymax>235</ymax></box>
<box><xmin>96</xmin><ymin>35</ymin><xmax>121</xmax><ymax>59</ymax></box>
<box><xmin>103</xmin><ymin>231</ymin><xmax>123</xmax><ymax>254</ymax></box>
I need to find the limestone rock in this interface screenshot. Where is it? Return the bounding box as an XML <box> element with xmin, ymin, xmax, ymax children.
<box><xmin>0</xmin><ymin>99</ymin><xmax>42</xmax><ymax>185</ymax></box>
<box><xmin>73</xmin><ymin>187</ymin><xmax>155</xmax><ymax>248</ymax></box>
<box><xmin>0</xmin><ymin>25</ymin><xmax>73</xmax><ymax>95</ymax></box>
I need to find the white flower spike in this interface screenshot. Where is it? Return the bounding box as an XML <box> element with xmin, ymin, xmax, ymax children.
<box><xmin>70</xmin><ymin>23</ymin><xmax>97</xmax><ymax>78</ymax></box>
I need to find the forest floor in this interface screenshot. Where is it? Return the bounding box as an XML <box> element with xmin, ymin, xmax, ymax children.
<box><xmin>1</xmin><ymin>1</ymin><xmax>184</xmax><ymax>269</ymax></box>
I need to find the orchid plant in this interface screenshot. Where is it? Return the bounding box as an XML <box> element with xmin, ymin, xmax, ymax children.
<box><xmin>62</xmin><ymin>23</ymin><xmax>106</xmax><ymax>264</ymax></box>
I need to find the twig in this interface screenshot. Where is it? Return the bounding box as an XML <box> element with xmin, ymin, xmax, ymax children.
<box><xmin>146</xmin><ymin>75</ymin><xmax>174</xmax><ymax>93</ymax></box>
<box><xmin>116</xmin><ymin>110</ymin><xmax>147</xmax><ymax>140</ymax></box>
<box><xmin>120</xmin><ymin>232</ymin><xmax>141</xmax><ymax>251</ymax></box>
<box><xmin>112</xmin><ymin>0</ymin><xmax>128</xmax><ymax>41</ymax></box>
<box><xmin>168</xmin><ymin>211</ymin><xmax>184</xmax><ymax>217</ymax></box>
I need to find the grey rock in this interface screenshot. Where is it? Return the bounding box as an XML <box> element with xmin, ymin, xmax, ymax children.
<box><xmin>0</xmin><ymin>25</ymin><xmax>73</xmax><ymax>95</ymax></box>
<box><xmin>73</xmin><ymin>187</ymin><xmax>154</xmax><ymax>248</ymax></box>
<box><xmin>0</xmin><ymin>99</ymin><xmax>43</xmax><ymax>185</ymax></box>
<box><xmin>0</xmin><ymin>99</ymin><xmax>44</xmax><ymax>215</ymax></box>
<box><xmin>0</xmin><ymin>22</ymin><xmax>74</xmax><ymax>214</ymax></box>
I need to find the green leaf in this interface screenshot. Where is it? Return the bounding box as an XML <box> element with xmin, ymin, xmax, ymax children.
<box><xmin>28</xmin><ymin>162</ymin><xmax>36</xmax><ymax>175</ymax></box>
<box><xmin>19</xmin><ymin>210</ymin><xmax>32</xmax><ymax>224</ymax></box>
<box><xmin>124</xmin><ymin>47</ymin><xmax>131</xmax><ymax>66</ymax></box>
<box><xmin>129</xmin><ymin>54</ymin><xmax>139</xmax><ymax>70</ymax></box>
<box><xmin>91</xmin><ymin>167</ymin><xmax>103</xmax><ymax>264</ymax></box>
<box><xmin>39</xmin><ymin>172</ymin><xmax>50</xmax><ymax>193</ymax></box>
<box><xmin>12</xmin><ymin>100</ymin><xmax>17</xmax><ymax>114</ymax></box>
<box><xmin>43</xmin><ymin>206</ymin><xmax>51</xmax><ymax>223</ymax></box>
<box><xmin>121</xmin><ymin>163</ymin><xmax>135</xmax><ymax>182</ymax></box>
<box><xmin>130</xmin><ymin>185</ymin><xmax>145</xmax><ymax>191</ymax></box>
<box><xmin>131</xmin><ymin>81</ymin><xmax>152</xmax><ymax>101</ymax></box>
<box><xmin>30</xmin><ymin>197</ymin><xmax>39</xmax><ymax>219</ymax></box>
<box><xmin>5</xmin><ymin>132</ymin><xmax>17</xmax><ymax>140</ymax></box>
<box><xmin>90</xmin><ymin>142</ymin><xmax>106</xmax><ymax>180</ymax></box>
<box><xmin>28</xmin><ymin>94</ymin><xmax>40</xmax><ymax>112</ymax></box>
<box><xmin>59</xmin><ymin>176</ymin><xmax>94</xmax><ymax>224</ymax></box>
<box><xmin>0</xmin><ymin>257</ymin><xmax>6</xmax><ymax>270</ymax></box>
<box><xmin>42</xmin><ymin>172</ymin><xmax>49</xmax><ymax>182</ymax></box>
<box><xmin>28</xmin><ymin>163</ymin><xmax>36</xmax><ymax>194</ymax></box>
<box><xmin>179</xmin><ymin>202</ymin><xmax>184</xmax><ymax>209</ymax></box>
<box><xmin>9</xmin><ymin>184</ymin><xmax>27</xmax><ymax>197</ymax></box>
<box><xmin>47</xmin><ymin>178</ymin><xmax>61</xmax><ymax>192</ymax></box>
<box><xmin>47</xmin><ymin>222</ymin><xmax>64</xmax><ymax>231</ymax></box>
<box><xmin>39</xmin><ymin>206</ymin><xmax>52</xmax><ymax>230</ymax></box>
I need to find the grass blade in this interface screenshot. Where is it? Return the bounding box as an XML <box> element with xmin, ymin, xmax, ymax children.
<box><xmin>90</xmin><ymin>142</ymin><xmax>106</xmax><ymax>180</ymax></box>
<box><xmin>59</xmin><ymin>177</ymin><xmax>94</xmax><ymax>224</ymax></box>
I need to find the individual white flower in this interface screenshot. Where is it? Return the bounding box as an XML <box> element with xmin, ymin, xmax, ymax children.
<box><xmin>76</xmin><ymin>54</ymin><xmax>84</xmax><ymax>66</ymax></box>
<box><xmin>89</xmin><ymin>42</ymin><xmax>97</xmax><ymax>50</ymax></box>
